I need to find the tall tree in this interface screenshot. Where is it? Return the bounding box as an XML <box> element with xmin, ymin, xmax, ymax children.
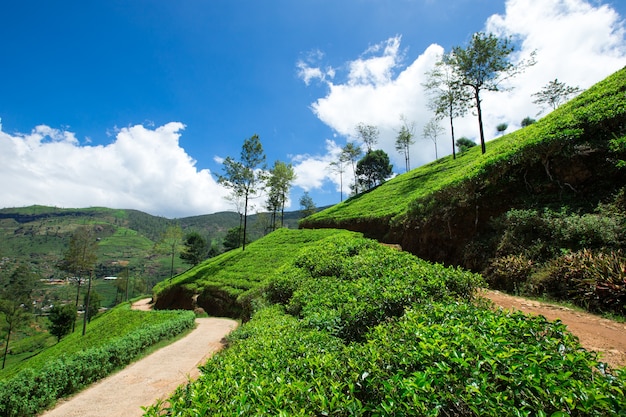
<box><xmin>355</xmin><ymin>149</ymin><xmax>393</xmax><ymax>191</ymax></box>
<box><xmin>355</xmin><ymin>123</ymin><xmax>379</xmax><ymax>152</ymax></box>
<box><xmin>423</xmin><ymin>54</ymin><xmax>471</xmax><ymax>160</ymax></box>
<box><xmin>449</xmin><ymin>32</ymin><xmax>535</xmax><ymax>154</ymax></box>
<box><xmin>266</xmin><ymin>161</ymin><xmax>296</xmax><ymax>230</ymax></box>
<box><xmin>218</xmin><ymin>135</ymin><xmax>267</xmax><ymax>251</ymax></box>
<box><xmin>422</xmin><ymin>118</ymin><xmax>445</xmax><ymax>160</ymax></box>
<box><xmin>155</xmin><ymin>225</ymin><xmax>183</xmax><ymax>280</ymax></box>
<box><xmin>225</xmin><ymin>190</ymin><xmax>245</xmax><ymax>248</ymax></box>
<box><xmin>299</xmin><ymin>192</ymin><xmax>316</xmax><ymax>218</ymax></box>
<box><xmin>59</xmin><ymin>226</ymin><xmax>98</xmax><ymax>333</ymax></box>
<box><xmin>341</xmin><ymin>142</ymin><xmax>363</xmax><ymax>195</ymax></box>
<box><xmin>395</xmin><ymin>115</ymin><xmax>416</xmax><ymax>172</ymax></box>
<box><xmin>0</xmin><ymin>264</ymin><xmax>38</xmax><ymax>369</ymax></box>
<box><xmin>180</xmin><ymin>231</ymin><xmax>208</xmax><ymax>266</ymax></box>
<box><xmin>328</xmin><ymin>157</ymin><xmax>348</xmax><ymax>202</ymax></box>
<box><xmin>532</xmin><ymin>78</ymin><xmax>582</xmax><ymax>111</ymax></box>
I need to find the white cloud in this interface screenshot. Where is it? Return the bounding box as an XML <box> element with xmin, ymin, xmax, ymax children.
<box><xmin>300</xmin><ymin>0</ymin><xmax>626</xmax><ymax>174</ymax></box>
<box><xmin>0</xmin><ymin>122</ymin><xmax>231</xmax><ymax>218</ymax></box>
<box><xmin>292</xmin><ymin>139</ymin><xmax>343</xmax><ymax>193</ymax></box>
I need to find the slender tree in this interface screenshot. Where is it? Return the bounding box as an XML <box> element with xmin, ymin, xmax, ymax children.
<box><xmin>59</xmin><ymin>226</ymin><xmax>98</xmax><ymax>333</ymax></box>
<box><xmin>154</xmin><ymin>225</ymin><xmax>183</xmax><ymax>280</ymax></box>
<box><xmin>299</xmin><ymin>192</ymin><xmax>317</xmax><ymax>218</ymax></box>
<box><xmin>328</xmin><ymin>158</ymin><xmax>347</xmax><ymax>202</ymax></box>
<box><xmin>266</xmin><ymin>161</ymin><xmax>296</xmax><ymax>230</ymax></box>
<box><xmin>225</xmin><ymin>190</ymin><xmax>245</xmax><ymax>248</ymax></box>
<box><xmin>218</xmin><ymin>135</ymin><xmax>267</xmax><ymax>251</ymax></box>
<box><xmin>422</xmin><ymin>118</ymin><xmax>445</xmax><ymax>160</ymax></box>
<box><xmin>49</xmin><ymin>304</ymin><xmax>77</xmax><ymax>342</ymax></box>
<box><xmin>341</xmin><ymin>142</ymin><xmax>363</xmax><ymax>195</ymax></box>
<box><xmin>532</xmin><ymin>78</ymin><xmax>582</xmax><ymax>111</ymax></box>
<box><xmin>355</xmin><ymin>123</ymin><xmax>379</xmax><ymax>152</ymax></box>
<box><xmin>395</xmin><ymin>115</ymin><xmax>416</xmax><ymax>172</ymax></box>
<box><xmin>449</xmin><ymin>32</ymin><xmax>535</xmax><ymax>154</ymax></box>
<box><xmin>0</xmin><ymin>265</ymin><xmax>37</xmax><ymax>369</ymax></box>
<box><xmin>423</xmin><ymin>54</ymin><xmax>471</xmax><ymax>159</ymax></box>
<box><xmin>496</xmin><ymin>123</ymin><xmax>508</xmax><ymax>136</ymax></box>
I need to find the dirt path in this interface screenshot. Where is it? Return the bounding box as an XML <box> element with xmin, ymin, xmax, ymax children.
<box><xmin>482</xmin><ymin>290</ymin><xmax>626</xmax><ymax>369</ymax></box>
<box><xmin>40</xmin><ymin>300</ymin><xmax>238</xmax><ymax>417</ymax></box>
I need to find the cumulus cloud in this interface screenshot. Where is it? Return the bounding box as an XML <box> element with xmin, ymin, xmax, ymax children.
<box><xmin>0</xmin><ymin>122</ymin><xmax>231</xmax><ymax>218</ymax></box>
<box><xmin>297</xmin><ymin>0</ymin><xmax>626</xmax><ymax>181</ymax></box>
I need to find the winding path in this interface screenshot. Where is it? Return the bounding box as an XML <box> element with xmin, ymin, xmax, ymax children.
<box><xmin>40</xmin><ymin>300</ymin><xmax>238</xmax><ymax>417</ymax></box>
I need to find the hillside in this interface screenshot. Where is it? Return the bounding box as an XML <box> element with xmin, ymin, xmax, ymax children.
<box><xmin>302</xmin><ymin>67</ymin><xmax>626</xmax><ymax>262</ymax></box>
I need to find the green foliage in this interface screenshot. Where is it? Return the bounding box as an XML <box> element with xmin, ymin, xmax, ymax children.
<box><xmin>48</xmin><ymin>304</ymin><xmax>76</xmax><ymax>342</ymax></box>
<box><xmin>146</xmin><ymin>287</ymin><xmax>625</xmax><ymax>416</ymax></box>
<box><xmin>483</xmin><ymin>254</ymin><xmax>534</xmax><ymax>294</ymax></box>
<box><xmin>299</xmin><ymin>192</ymin><xmax>316</xmax><ymax>217</ymax></box>
<box><xmin>492</xmin><ymin>208</ymin><xmax>624</xmax><ymax>261</ymax></box>
<box><xmin>84</xmin><ymin>291</ymin><xmax>101</xmax><ymax>322</ymax></box>
<box><xmin>531</xmin><ymin>249</ymin><xmax>626</xmax><ymax>315</ymax></box>
<box><xmin>153</xmin><ymin>229</ymin><xmax>354</xmax><ymax>314</ymax></box>
<box><xmin>456</xmin><ymin>136</ymin><xmax>477</xmax><ymax>153</ymax></box>
<box><xmin>270</xmin><ymin>235</ymin><xmax>483</xmax><ymax>342</ymax></box>
<box><xmin>355</xmin><ymin>149</ymin><xmax>393</xmax><ymax>191</ymax></box>
<box><xmin>0</xmin><ymin>306</ymin><xmax>194</xmax><ymax>417</ymax></box>
<box><xmin>179</xmin><ymin>231</ymin><xmax>208</xmax><ymax>266</ymax></box>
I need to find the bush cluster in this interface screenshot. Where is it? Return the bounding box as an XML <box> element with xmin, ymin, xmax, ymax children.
<box><xmin>0</xmin><ymin>309</ymin><xmax>195</xmax><ymax>417</ymax></box>
<box><xmin>484</xmin><ymin>203</ymin><xmax>625</xmax><ymax>314</ymax></box>
<box><xmin>531</xmin><ymin>249</ymin><xmax>626</xmax><ymax>315</ymax></box>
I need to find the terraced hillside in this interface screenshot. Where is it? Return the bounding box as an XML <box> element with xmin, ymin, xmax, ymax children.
<box><xmin>301</xmin><ymin>67</ymin><xmax>626</xmax><ymax>270</ymax></box>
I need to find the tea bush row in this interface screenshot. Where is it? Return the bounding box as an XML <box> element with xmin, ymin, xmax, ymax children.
<box><xmin>267</xmin><ymin>235</ymin><xmax>482</xmax><ymax>342</ymax></box>
<box><xmin>144</xmin><ymin>234</ymin><xmax>626</xmax><ymax>416</ymax></box>
<box><xmin>144</xmin><ymin>303</ymin><xmax>626</xmax><ymax>416</ymax></box>
<box><xmin>0</xmin><ymin>309</ymin><xmax>195</xmax><ymax>417</ymax></box>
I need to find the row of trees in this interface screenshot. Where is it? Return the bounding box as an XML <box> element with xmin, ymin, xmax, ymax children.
<box><xmin>423</xmin><ymin>32</ymin><xmax>582</xmax><ymax>159</ymax></box>
<box><xmin>218</xmin><ymin>135</ymin><xmax>301</xmax><ymax>251</ymax></box>
<box><xmin>323</xmin><ymin>32</ymin><xmax>582</xmax><ymax>198</ymax></box>
<box><xmin>329</xmin><ymin>123</ymin><xmax>394</xmax><ymax>201</ymax></box>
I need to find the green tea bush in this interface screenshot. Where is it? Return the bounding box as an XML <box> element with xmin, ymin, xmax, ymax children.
<box><xmin>144</xmin><ymin>302</ymin><xmax>626</xmax><ymax>416</ymax></box>
<box><xmin>483</xmin><ymin>254</ymin><xmax>534</xmax><ymax>293</ymax></box>
<box><xmin>0</xmin><ymin>309</ymin><xmax>194</xmax><ymax>417</ymax></box>
<box><xmin>268</xmin><ymin>235</ymin><xmax>483</xmax><ymax>342</ymax></box>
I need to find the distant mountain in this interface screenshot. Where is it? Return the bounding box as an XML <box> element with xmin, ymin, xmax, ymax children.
<box><xmin>0</xmin><ymin>205</ymin><xmax>313</xmax><ymax>287</ymax></box>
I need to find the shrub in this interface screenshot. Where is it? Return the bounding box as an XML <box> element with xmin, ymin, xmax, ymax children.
<box><xmin>483</xmin><ymin>254</ymin><xmax>534</xmax><ymax>293</ymax></box>
<box><xmin>531</xmin><ymin>249</ymin><xmax>626</xmax><ymax>314</ymax></box>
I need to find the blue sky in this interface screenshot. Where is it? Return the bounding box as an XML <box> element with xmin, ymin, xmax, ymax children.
<box><xmin>1</xmin><ymin>0</ymin><xmax>625</xmax><ymax>218</ymax></box>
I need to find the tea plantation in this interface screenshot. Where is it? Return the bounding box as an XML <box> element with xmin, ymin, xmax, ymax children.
<box><xmin>145</xmin><ymin>229</ymin><xmax>626</xmax><ymax>416</ymax></box>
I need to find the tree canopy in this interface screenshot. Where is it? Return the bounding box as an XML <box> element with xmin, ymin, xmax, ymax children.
<box><xmin>355</xmin><ymin>149</ymin><xmax>393</xmax><ymax>191</ymax></box>
<box><xmin>532</xmin><ymin>78</ymin><xmax>582</xmax><ymax>111</ymax></box>
<box><xmin>449</xmin><ymin>32</ymin><xmax>535</xmax><ymax>154</ymax></box>
<box><xmin>180</xmin><ymin>231</ymin><xmax>208</xmax><ymax>266</ymax></box>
